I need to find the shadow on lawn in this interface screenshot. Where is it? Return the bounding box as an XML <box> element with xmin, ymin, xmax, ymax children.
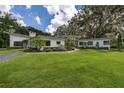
<box><xmin>79</xmin><ymin>48</ymin><xmax>124</xmax><ymax>53</ymax></box>
<box><xmin>97</xmin><ymin>48</ymin><xmax>124</xmax><ymax>53</ymax></box>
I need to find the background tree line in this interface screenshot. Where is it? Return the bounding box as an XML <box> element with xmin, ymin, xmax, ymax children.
<box><xmin>55</xmin><ymin>5</ymin><xmax>124</xmax><ymax>38</ymax></box>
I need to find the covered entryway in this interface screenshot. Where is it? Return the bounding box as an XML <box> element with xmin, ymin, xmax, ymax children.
<box><xmin>22</xmin><ymin>40</ymin><xmax>28</xmax><ymax>48</ymax></box>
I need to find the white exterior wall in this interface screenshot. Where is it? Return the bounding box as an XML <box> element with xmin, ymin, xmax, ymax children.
<box><xmin>10</xmin><ymin>34</ymin><xmax>65</xmax><ymax>48</ymax></box>
<box><xmin>50</xmin><ymin>40</ymin><xmax>64</xmax><ymax>47</ymax></box>
<box><xmin>10</xmin><ymin>35</ymin><xmax>29</xmax><ymax>47</ymax></box>
<box><xmin>10</xmin><ymin>35</ymin><xmax>65</xmax><ymax>48</ymax></box>
<box><xmin>78</xmin><ymin>39</ymin><xmax>110</xmax><ymax>48</ymax></box>
<box><xmin>46</xmin><ymin>39</ymin><xmax>65</xmax><ymax>47</ymax></box>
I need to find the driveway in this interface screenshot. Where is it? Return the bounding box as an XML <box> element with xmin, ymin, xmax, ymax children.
<box><xmin>0</xmin><ymin>52</ymin><xmax>23</xmax><ymax>62</ymax></box>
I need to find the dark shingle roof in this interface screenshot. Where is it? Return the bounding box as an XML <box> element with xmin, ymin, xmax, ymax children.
<box><xmin>39</xmin><ymin>36</ymin><xmax>65</xmax><ymax>40</ymax></box>
<box><xmin>78</xmin><ymin>38</ymin><xmax>110</xmax><ymax>40</ymax></box>
<box><xmin>9</xmin><ymin>33</ymin><xmax>65</xmax><ymax>40</ymax></box>
<box><xmin>9</xmin><ymin>33</ymin><xmax>29</xmax><ymax>38</ymax></box>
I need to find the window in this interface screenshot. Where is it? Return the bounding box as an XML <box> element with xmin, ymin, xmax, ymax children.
<box><xmin>79</xmin><ymin>42</ymin><xmax>84</xmax><ymax>45</ymax></box>
<box><xmin>46</xmin><ymin>40</ymin><xmax>51</xmax><ymax>46</ymax></box>
<box><xmin>14</xmin><ymin>41</ymin><xmax>22</xmax><ymax>47</ymax></box>
<box><xmin>56</xmin><ymin>41</ymin><xmax>61</xmax><ymax>45</ymax></box>
<box><xmin>88</xmin><ymin>41</ymin><xmax>93</xmax><ymax>45</ymax></box>
<box><xmin>103</xmin><ymin>41</ymin><xmax>109</xmax><ymax>45</ymax></box>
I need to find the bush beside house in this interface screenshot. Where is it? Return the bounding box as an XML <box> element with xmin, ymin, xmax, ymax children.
<box><xmin>65</xmin><ymin>38</ymin><xmax>75</xmax><ymax>50</ymax></box>
<box><xmin>31</xmin><ymin>37</ymin><xmax>46</xmax><ymax>51</ymax></box>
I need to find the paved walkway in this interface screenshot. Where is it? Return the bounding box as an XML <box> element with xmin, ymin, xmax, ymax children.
<box><xmin>0</xmin><ymin>52</ymin><xmax>23</xmax><ymax>62</ymax></box>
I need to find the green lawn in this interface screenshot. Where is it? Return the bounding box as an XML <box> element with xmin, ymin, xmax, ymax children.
<box><xmin>0</xmin><ymin>49</ymin><xmax>124</xmax><ymax>88</ymax></box>
<box><xmin>0</xmin><ymin>49</ymin><xmax>23</xmax><ymax>54</ymax></box>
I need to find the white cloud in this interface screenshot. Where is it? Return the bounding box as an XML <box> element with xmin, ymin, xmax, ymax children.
<box><xmin>43</xmin><ymin>5</ymin><xmax>60</xmax><ymax>15</ymax></box>
<box><xmin>0</xmin><ymin>5</ymin><xmax>11</xmax><ymax>15</ymax></box>
<box><xmin>35</xmin><ymin>16</ymin><xmax>41</xmax><ymax>25</ymax></box>
<box><xmin>45</xmin><ymin>25</ymin><xmax>56</xmax><ymax>34</ymax></box>
<box><xmin>26</xmin><ymin>5</ymin><xmax>32</xmax><ymax>9</ymax></box>
<box><xmin>11</xmin><ymin>12</ymin><xmax>26</xmax><ymax>26</ymax></box>
<box><xmin>44</xmin><ymin>5</ymin><xmax>78</xmax><ymax>34</ymax></box>
<box><xmin>17</xmin><ymin>20</ymin><xmax>26</xmax><ymax>26</ymax></box>
<box><xmin>0</xmin><ymin>5</ymin><xmax>26</xmax><ymax>27</ymax></box>
<box><xmin>12</xmin><ymin>13</ymin><xmax>24</xmax><ymax>19</ymax></box>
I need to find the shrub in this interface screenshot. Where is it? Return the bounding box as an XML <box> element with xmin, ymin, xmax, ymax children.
<box><xmin>23</xmin><ymin>48</ymin><xmax>39</xmax><ymax>52</ymax></box>
<box><xmin>44</xmin><ymin>47</ymin><xmax>53</xmax><ymax>52</ymax></box>
<box><xmin>31</xmin><ymin>37</ymin><xmax>46</xmax><ymax>51</ymax></box>
<box><xmin>53</xmin><ymin>47</ymin><xmax>67</xmax><ymax>51</ymax></box>
<box><xmin>65</xmin><ymin>38</ymin><xmax>75</xmax><ymax>50</ymax></box>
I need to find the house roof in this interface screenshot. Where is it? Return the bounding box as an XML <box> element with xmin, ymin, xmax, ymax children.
<box><xmin>61</xmin><ymin>35</ymin><xmax>82</xmax><ymax>38</ymax></box>
<box><xmin>78</xmin><ymin>38</ymin><xmax>110</xmax><ymax>41</ymax></box>
<box><xmin>39</xmin><ymin>36</ymin><xmax>65</xmax><ymax>40</ymax></box>
<box><xmin>9</xmin><ymin>33</ymin><xmax>110</xmax><ymax>41</ymax></box>
<box><xmin>9</xmin><ymin>33</ymin><xmax>29</xmax><ymax>38</ymax></box>
<box><xmin>9</xmin><ymin>33</ymin><xmax>65</xmax><ymax>40</ymax></box>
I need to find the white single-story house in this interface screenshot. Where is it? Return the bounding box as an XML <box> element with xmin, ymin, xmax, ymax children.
<box><xmin>78</xmin><ymin>38</ymin><xmax>110</xmax><ymax>49</ymax></box>
<box><xmin>9</xmin><ymin>31</ymin><xmax>111</xmax><ymax>49</ymax></box>
<box><xmin>9</xmin><ymin>32</ymin><xmax>65</xmax><ymax>48</ymax></box>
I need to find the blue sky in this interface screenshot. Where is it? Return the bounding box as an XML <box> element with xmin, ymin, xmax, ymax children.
<box><xmin>0</xmin><ymin>5</ymin><xmax>81</xmax><ymax>33</ymax></box>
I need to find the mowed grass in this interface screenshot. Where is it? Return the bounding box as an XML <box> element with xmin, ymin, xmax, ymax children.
<box><xmin>0</xmin><ymin>49</ymin><xmax>22</xmax><ymax>54</ymax></box>
<box><xmin>0</xmin><ymin>49</ymin><xmax>124</xmax><ymax>87</ymax></box>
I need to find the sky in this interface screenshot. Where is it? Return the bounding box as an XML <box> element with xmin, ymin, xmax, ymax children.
<box><xmin>0</xmin><ymin>5</ymin><xmax>81</xmax><ymax>34</ymax></box>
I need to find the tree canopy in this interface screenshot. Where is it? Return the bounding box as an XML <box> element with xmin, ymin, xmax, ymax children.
<box><xmin>54</xmin><ymin>5</ymin><xmax>124</xmax><ymax>38</ymax></box>
<box><xmin>31</xmin><ymin>37</ymin><xmax>46</xmax><ymax>51</ymax></box>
